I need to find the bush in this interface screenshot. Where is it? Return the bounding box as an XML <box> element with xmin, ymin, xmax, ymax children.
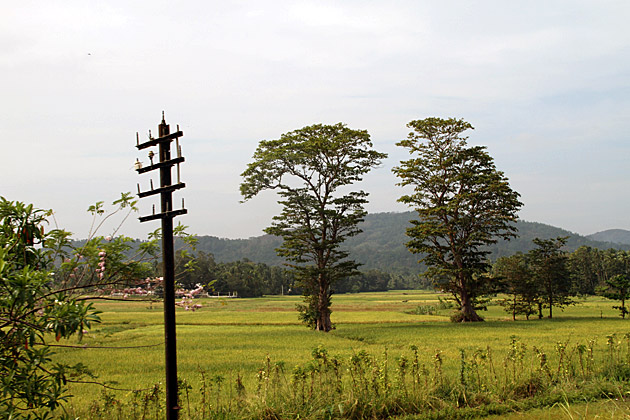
<box><xmin>0</xmin><ymin>198</ymin><xmax>102</xmax><ymax>418</ymax></box>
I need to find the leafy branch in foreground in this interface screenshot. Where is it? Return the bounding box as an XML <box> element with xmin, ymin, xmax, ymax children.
<box><xmin>0</xmin><ymin>194</ymin><xmax>199</xmax><ymax>419</ymax></box>
<box><xmin>0</xmin><ymin>197</ymin><xmax>103</xmax><ymax>419</ymax></box>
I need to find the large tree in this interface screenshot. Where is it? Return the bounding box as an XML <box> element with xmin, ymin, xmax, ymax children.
<box><xmin>392</xmin><ymin>117</ymin><xmax>522</xmax><ymax>322</ymax></box>
<box><xmin>240</xmin><ymin>123</ymin><xmax>386</xmax><ymax>331</ymax></box>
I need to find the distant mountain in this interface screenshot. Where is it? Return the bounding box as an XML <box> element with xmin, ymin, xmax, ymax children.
<box><xmin>194</xmin><ymin>212</ymin><xmax>629</xmax><ymax>275</ymax></box>
<box><xmin>586</xmin><ymin>229</ymin><xmax>630</xmax><ymax>245</ymax></box>
<box><xmin>195</xmin><ymin>234</ymin><xmax>283</xmax><ymax>266</ymax></box>
<box><xmin>485</xmin><ymin>220</ymin><xmax>630</xmax><ymax>259</ymax></box>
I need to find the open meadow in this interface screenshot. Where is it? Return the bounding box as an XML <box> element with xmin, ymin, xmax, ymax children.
<box><xmin>56</xmin><ymin>291</ymin><xmax>630</xmax><ymax>419</ymax></box>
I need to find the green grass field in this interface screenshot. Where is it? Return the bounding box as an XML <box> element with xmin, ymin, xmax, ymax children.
<box><xmin>55</xmin><ymin>291</ymin><xmax>630</xmax><ymax>419</ymax></box>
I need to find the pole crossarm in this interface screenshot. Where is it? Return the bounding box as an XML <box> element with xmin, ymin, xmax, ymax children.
<box><xmin>136</xmin><ymin>130</ymin><xmax>184</xmax><ymax>150</ymax></box>
<box><xmin>138</xmin><ymin>182</ymin><xmax>186</xmax><ymax>199</ymax></box>
<box><xmin>138</xmin><ymin>209</ymin><xmax>187</xmax><ymax>223</ymax></box>
<box><xmin>136</xmin><ymin>156</ymin><xmax>185</xmax><ymax>174</ymax></box>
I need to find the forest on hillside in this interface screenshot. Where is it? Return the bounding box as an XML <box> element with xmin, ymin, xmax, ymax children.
<box><xmin>165</xmin><ymin>212</ymin><xmax>630</xmax><ymax>300</ymax></box>
<box><xmin>192</xmin><ymin>211</ymin><xmax>629</xmax><ymax>273</ymax></box>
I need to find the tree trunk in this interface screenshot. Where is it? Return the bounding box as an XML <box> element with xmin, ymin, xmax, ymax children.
<box><xmin>315</xmin><ymin>278</ymin><xmax>332</xmax><ymax>332</ymax></box>
<box><xmin>548</xmin><ymin>293</ymin><xmax>553</xmax><ymax>319</ymax></box>
<box><xmin>458</xmin><ymin>277</ymin><xmax>484</xmax><ymax>322</ymax></box>
<box><xmin>538</xmin><ymin>302</ymin><xmax>543</xmax><ymax>319</ymax></box>
<box><xmin>512</xmin><ymin>296</ymin><xmax>516</xmax><ymax>321</ymax></box>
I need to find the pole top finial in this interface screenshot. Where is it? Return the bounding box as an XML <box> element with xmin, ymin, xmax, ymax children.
<box><xmin>158</xmin><ymin>111</ymin><xmax>170</xmax><ymax>137</ymax></box>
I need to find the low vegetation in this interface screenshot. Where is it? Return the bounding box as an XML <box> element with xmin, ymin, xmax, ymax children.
<box><xmin>46</xmin><ymin>292</ymin><xmax>630</xmax><ymax>419</ymax></box>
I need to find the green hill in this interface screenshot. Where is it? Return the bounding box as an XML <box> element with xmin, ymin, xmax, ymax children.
<box><xmin>194</xmin><ymin>212</ymin><xmax>628</xmax><ymax>275</ymax></box>
<box><xmin>586</xmin><ymin>229</ymin><xmax>630</xmax><ymax>245</ymax></box>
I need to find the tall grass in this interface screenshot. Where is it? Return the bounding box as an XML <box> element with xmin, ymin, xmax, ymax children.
<box><xmin>70</xmin><ymin>334</ymin><xmax>630</xmax><ymax>419</ymax></box>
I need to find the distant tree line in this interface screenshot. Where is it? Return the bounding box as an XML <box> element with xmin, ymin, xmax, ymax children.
<box><xmin>492</xmin><ymin>238</ymin><xmax>630</xmax><ymax>320</ymax></box>
<box><xmin>170</xmin><ymin>235</ymin><xmax>630</xmax><ymax>323</ymax></box>
<box><xmin>174</xmin><ymin>251</ymin><xmax>426</xmax><ymax>298</ymax></box>
<box><xmin>175</xmin><ymin>251</ymin><xmax>294</xmax><ymax>298</ymax></box>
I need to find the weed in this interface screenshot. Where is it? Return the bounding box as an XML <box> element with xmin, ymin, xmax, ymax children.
<box><xmin>177</xmin><ymin>377</ymin><xmax>192</xmax><ymax>419</ymax></box>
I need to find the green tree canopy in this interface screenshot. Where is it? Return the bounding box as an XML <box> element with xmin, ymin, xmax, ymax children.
<box><xmin>596</xmin><ymin>250</ymin><xmax>630</xmax><ymax>318</ymax></box>
<box><xmin>240</xmin><ymin>123</ymin><xmax>386</xmax><ymax>331</ymax></box>
<box><xmin>600</xmin><ymin>274</ymin><xmax>630</xmax><ymax>318</ymax></box>
<box><xmin>392</xmin><ymin>117</ymin><xmax>522</xmax><ymax>322</ymax></box>
<box><xmin>568</xmin><ymin>246</ymin><xmax>605</xmax><ymax>295</ymax></box>
<box><xmin>529</xmin><ymin>236</ymin><xmax>574</xmax><ymax>319</ymax></box>
<box><xmin>493</xmin><ymin>253</ymin><xmax>538</xmax><ymax>320</ymax></box>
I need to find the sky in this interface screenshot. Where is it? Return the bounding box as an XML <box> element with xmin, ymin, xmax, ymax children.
<box><xmin>2</xmin><ymin>1</ymin><xmax>629</xmax><ymax>240</ymax></box>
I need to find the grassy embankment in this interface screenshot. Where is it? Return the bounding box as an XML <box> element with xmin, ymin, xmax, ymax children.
<box><xmin>54</xmin><ymin>291</ymin><xmax>630</xmax><ymax>419</ymax></box>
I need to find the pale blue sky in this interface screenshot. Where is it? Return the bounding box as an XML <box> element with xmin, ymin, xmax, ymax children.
<box><xmin>2</xmin><ymin>1</ymin><xmax>629</xmax><ymax>239</ymax></box>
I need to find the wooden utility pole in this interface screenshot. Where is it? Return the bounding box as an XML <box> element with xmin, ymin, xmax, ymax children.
<box><xmin>135</xmin><ymin>112</ymin><xmax>187</xmax><ymax>420</ymax></box>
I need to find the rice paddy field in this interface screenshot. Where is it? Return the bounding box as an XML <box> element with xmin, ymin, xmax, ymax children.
<box><xmin>55</xmin><ymin>291</ymin><xmax>630</xmax><ymax>419</ymax></box>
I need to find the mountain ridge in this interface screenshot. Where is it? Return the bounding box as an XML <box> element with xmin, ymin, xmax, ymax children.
<box><xmin>586</xmin><ymin>229</ymin><xmax>630</xmax><ymax>245</ymax></box>
<box><xmin>194</xmin><ymin>212</ymin><xmax>630</xmax><ymax>275</ymax></box>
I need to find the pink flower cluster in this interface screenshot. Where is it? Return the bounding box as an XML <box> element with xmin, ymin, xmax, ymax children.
<box><xmin>96</xmin><ymin>251</ymin><xmax>107</xmax><ymax>280</ymax></box>
<box><xmin>65</xmin><ymin>257</ymin><xmax>81</xmax><ymax>279</ymax></box>
<box><xmin>106</xmin><ymin>278</ymin><xmax>204</xmax><ymax>312</ymax></box>
<box><xmin>119</xmin><ymin>287</ymin><xmax>150</xmax><ymax>299</ymax></box>
<box><xmin>175</xmin><ymin>284</ymin><xmax>205</xmax><ymax>299</ymax></box>
<box><xmin>108</xmin><ymin>277</ymin><xmax>162</xmax><ymax>297</ymax></box>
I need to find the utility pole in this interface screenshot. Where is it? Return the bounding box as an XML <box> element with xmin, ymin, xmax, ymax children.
<box><xmin>135</xmin><ymin>112</ymin><xmax>187</xmax><ymax>420</ymax></box>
